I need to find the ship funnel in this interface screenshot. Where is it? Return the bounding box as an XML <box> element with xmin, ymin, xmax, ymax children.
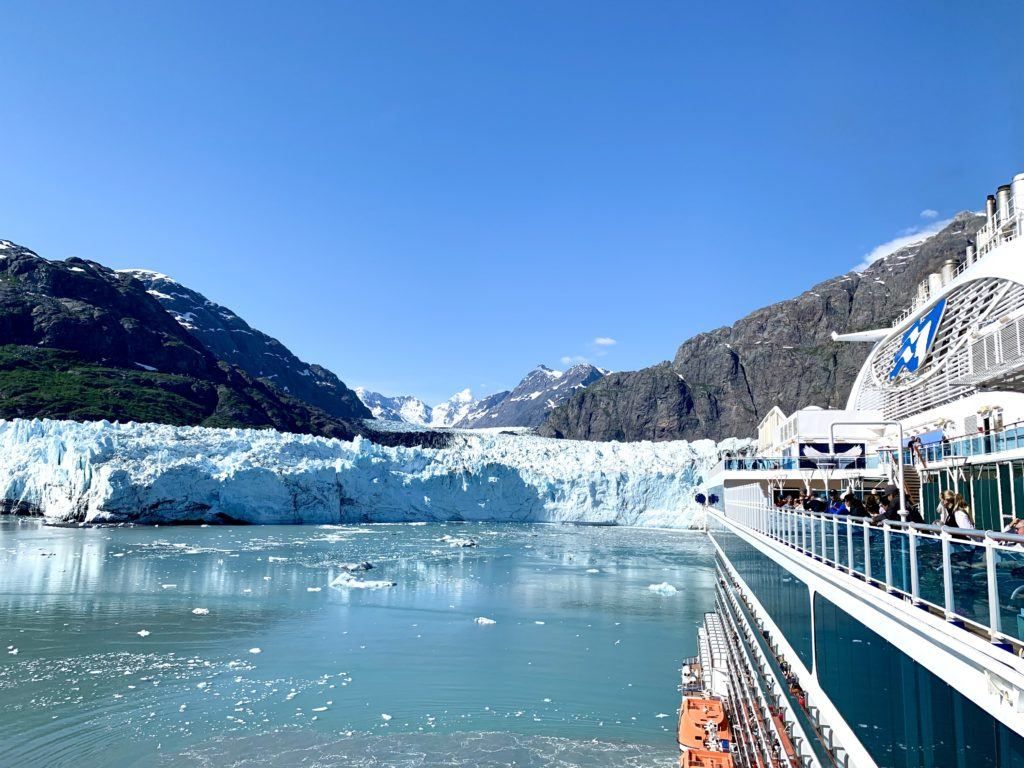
<box><xmin>928</xmin><ymin>272</ymin><xmax>943</xmax><ymax>295</ymax></box>
<box><xmin>997</xmin><ymin>185</ymin><xmax>1012</xmax><ymax>222</ymax></box>
<box><xmin>1012</xmin><ymin>173</ymin><xmax>1024</xmax><ymax>216</ymax></box>
<box><xmin>966</xmin><ymin>243</ymin><xmax>976</xmax><ymax>263</ymax></box>
<box><xmin>916</xmin><ymin>279</ymin><xmax>929</xmax><ymax>304</ymax></box>
<box><xmin>987</xmin><ymin>194</ymin><xmax>997</xmax><ymax>225</ymax></box>
<box><xmin>941</xmin><ymin>259</ymin><xmax>956</xmax><ymax>284</ymax></box>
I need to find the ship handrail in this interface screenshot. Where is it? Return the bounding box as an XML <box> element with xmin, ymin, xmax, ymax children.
<box><xmin>718</xmin><ymin>500</ymin><xmax>1024</xmax><ymax>654</ymax></box>
<box><xmin>889</xmin><ymin>204</ymin><xmax>1023</xmax><ymax>329</ymax></box>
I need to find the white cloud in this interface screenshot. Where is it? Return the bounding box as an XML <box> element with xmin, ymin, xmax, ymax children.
<box><xmin>920</xmin><ymin>209</ymin><xmax>939</xmax><ymax>219</ymax></box>
<box><xmin>593</xmin><ymin>337</ymin><xmax>617</xmax><ymax>346</ymax></box>
<box><xmin>560</xmin><ymin>355</ymin><xmax>589</xmax><ymax>366</ymax></box>
<box><xmin>854</xmin><ymin>216</ymin><xmax>953</xmax><ymax>272</ymax></box>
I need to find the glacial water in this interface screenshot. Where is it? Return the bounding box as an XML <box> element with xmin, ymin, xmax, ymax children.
<box><xmin>0</xmin><ymin>520</ymin><xmax>715</xmax><ymax>767</ymax></box>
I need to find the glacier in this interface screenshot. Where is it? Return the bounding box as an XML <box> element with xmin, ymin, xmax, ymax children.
<box><xmin>0</xmin><ymin>419</ymin><xmax>747</xmax><ymax>526</ymax></box>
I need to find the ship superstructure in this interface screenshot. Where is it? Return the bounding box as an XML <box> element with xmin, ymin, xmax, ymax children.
<box><xmin>687</xmin><ymin>172</ymin><xmax>1024</xmax><ymax>767</ymax></box>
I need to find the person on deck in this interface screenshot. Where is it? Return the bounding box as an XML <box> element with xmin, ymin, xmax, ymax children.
<box><xmin>827</xmin><ymin>489</ymin><xmax>845</xmax><ymax>515</ymax></box>
<box><xmin>935</xmin><ymin>490</ymin><xmax>975</xmax><ymax>529</ymax></box>
<box><xmin>871</xmin><ymin>484</ymin><xmax>924</xmax><ymax>525</ymax></box>
<box><xmin>842</xmin><ymin>493</ymin><xmax>868</xmax><ymax>517</ymax></box>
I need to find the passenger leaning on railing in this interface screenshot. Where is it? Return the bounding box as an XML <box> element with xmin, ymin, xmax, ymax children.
<box><xmin>935</xmin><ymin>490</ymin><xmax>975</xmax><ymax>530</ymax></box>
<box><xmin>842</xmin><ymin>493</ymin><xmax>869</xmax><ymax>517</ymax></box>
<box><xmin>870</xmin><ymin>484</ymin><xmax>924</xmax><ymax>525</ymax></box>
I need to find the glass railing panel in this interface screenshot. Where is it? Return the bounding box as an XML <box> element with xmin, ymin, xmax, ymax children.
<box><xmin>850</xmin><ymin>523</ymin><xmax>866</xmax><ymax>576</ymax></box>
<box><xmin>915</xmin><ymin>534</ymin><xmax>946</xmax><ymax>610</ymax></box>
<box><xmin>888</xmin><ymin>529</ymin><xmax>912</xmax><ymax>593</ymax></box>
<box><xmin>994</xmin><ymin>547</ymin><xmax>1024</xmax><ymax>642</ymax></box>
<box><xmin>836</xmin><ymin>520</ymin><xmax>848</xmax><ymax>569</ymax></box>
<box><xmin>949</xmin><ymin>540</ymin><xmax>989</xmax><ymax>629</ymax></box>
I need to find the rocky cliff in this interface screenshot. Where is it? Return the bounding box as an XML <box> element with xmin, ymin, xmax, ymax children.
<box><xmin>541</xmin><ymin>213</ymin><xmax>984</xmax><ymax>442</ymax></box>
<box><xmin>121</xmin><ymin>270</ymin><xmax>369</xmax><ymax>422</ymax></box>
<box><xmin>0</xmin><ymin>240</ymin><xmax>368</xmax><ymax>439</ymax></box>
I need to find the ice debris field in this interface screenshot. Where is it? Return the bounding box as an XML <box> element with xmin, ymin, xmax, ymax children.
<box><xmin>0</xmin><ymin>419</ymin><xmax>746</xmax><ymax>526</ymax></box>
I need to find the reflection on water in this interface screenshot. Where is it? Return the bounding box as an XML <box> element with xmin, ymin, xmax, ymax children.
<box><xmin>0</xmin><ymin>520</ymin><xmax>713</xmax><ymax>767</ymax></box>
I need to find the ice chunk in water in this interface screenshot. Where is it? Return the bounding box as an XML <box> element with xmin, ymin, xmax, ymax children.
<box><xmin>474</xmin><ymin>617</ymin><xmax>496</xmax><ymax>625</ymax></box>
<box><xmin>647</xmin><ymin>582</ymin><xmax>678</xmax><ymax>596</ymax></box>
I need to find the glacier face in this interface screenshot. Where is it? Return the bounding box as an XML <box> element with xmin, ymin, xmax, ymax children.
<box><xmin>0</xmin><ymin>419</ymin><xmax>746</xmax><ymax>527</ymax></box>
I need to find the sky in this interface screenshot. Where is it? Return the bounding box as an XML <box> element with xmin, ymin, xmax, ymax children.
<box><xmin>1</xmin><ymin>2</ymin><xmax>1022</xmax><ymax>405</ymax></box>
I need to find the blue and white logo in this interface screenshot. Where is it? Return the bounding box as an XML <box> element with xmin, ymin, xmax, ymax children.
<box><xmin>890</xmin><ymin>298</ymin><xmax>946</xmax><ymax>380</ymax></box>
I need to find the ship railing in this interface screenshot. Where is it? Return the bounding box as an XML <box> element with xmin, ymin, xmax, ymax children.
<box><xmin>713</xmin><ymin>455</ymin><xmax>883</xmax><ymax>474</ymax></box>
<box><xmin>895</xmin><ymin>420</ymin><xmax>1024</xmax><ymax>466</ymax></box>
<box><xmin>721</xmin><ymin>500</ymin><xmax>1024</xmax><ymax>653</ymax></box>
<box><xmin>890</xmin><ymin>205</ymin><xmax>1023</xmax><ymax>329</ymax></box>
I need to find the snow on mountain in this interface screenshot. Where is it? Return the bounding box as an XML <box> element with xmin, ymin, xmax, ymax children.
<box><xmin>119</xmin><ymin>269</ymin><xmax>369</xmax><ymax>422</ymax></box>
<box><xmin>0</xmin><ymin>418</ymin><xmax>748</xmax><ymax>527</ymax></box>
<box><xmin>428</xmin><ymin>388</ymin><xmax>477</xmax><ymax>427</ymax></box>
<box><xmin>456</xmin><ymin>364</ymin><xmax>607</xmax><ymax>428</ymax></box>
<box><xmin>354</xmin><ymin>388</ymin><xmax>431</xmax><ymax>425</ymax></box>
<box><xmin>357</xmin><ymin>364</ymin><xmax>608</xmax><ymax>431</ymax></box>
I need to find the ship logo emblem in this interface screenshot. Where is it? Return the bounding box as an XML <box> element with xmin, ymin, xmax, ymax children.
<box><xmin>890</xmin><ymin>298</ymin><xmax>946</xmax><ymax>380</ymax></box>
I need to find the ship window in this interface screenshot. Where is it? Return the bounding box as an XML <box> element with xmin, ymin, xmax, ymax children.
<box><xmin>813</xmin><ymin>594</ymin><xmax>1024</xmax><ymax>767</ymax></box>
<box><xmin>710</xmin><ymin>529</ymin><xmax>813</xmax><ymax>669</ymax></box>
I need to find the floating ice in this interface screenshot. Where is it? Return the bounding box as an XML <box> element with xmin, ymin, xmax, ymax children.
<box><xmin>191</xmin><ymin>608</ymin><xmax>210</xmax><ymax>615</ymax></box>
<box><xmin>161</xmin><ymin>584</ymin><xmax>177</xmax><ymax>589</ymax></box>
<box><xmin>337</xmin><ymin>562</ymin><xmax>374</xmax><ymax>572</ymax></box>
<box><xmin>248</xmin><ymin>648</ymin><xmax>262</xmax><ymax>654</ymax></box>
<box><xmin>381</xmin><ymin>713</ymin><xmax>392</xmax><ymax>721</ymax></box>
<box><xmin>306</xmin><ymin>587</ymin><xmax>322</xmax><ymax>592</ymax></box>
<box><xmin>329</xmin><ymin>572</ymin><xmax>396</xmax><ymax>590</ymax></box>
<box><xmin>439</xmin><ymin>535</ymin><xmax>477</xmax><ymax>548</ymax></box>
<box><xmin>474</xmin><ymin>617</ymin><xmax>497</xmax><ymax>625</ymax></box>
<box><xmin>647</xmin><ymin>582</ymin><xmax>678</xmax><ymax>596</ymax></box>
<box><xmin>137</xmin><ymin>629</ymin><xmax>151</xmax><ymax>637</ymax></box>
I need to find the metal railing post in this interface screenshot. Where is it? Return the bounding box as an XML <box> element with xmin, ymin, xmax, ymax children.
<box><xmin>809</xmin><ymin>513</ymin><xmax>816</xmax><ymax>557</ymax></box>
<box><xmin>941</xmin><ymin>532</ymin><xmax>955</xmax><ymax>621</ymax></box>
<box><xmin>985</xmin><ymin>539</ymin><xmax>1002</xmax><ymax>639</ymax></box>
<box><xmin>832</xmin><ymin>516</ymin><xmax>840</xmax><ymax>566</ymax></box>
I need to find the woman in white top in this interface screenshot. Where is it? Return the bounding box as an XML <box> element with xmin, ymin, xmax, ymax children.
<box><xmin>936</xmin><ymin>490</ymin><xmax>975</xmax><ymax>529</ymax></box>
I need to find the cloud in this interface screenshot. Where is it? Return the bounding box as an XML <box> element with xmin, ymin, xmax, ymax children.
<box><xmin>593</xmin><ymin>337</ymin><xmax>617</xmax><ymax>346</ymax></box>
<box><xmin>854</xmin><ymin>216</ymin><xmax>954</xmax><ymax>272</ymax></box>
<box><xmin>560</xmin><ymin>355</ymin><xmax>589</xmax><ymax>366</ymax></box>
<box><xmin>920</xmin><ymin>209</ymin><xmax>939</xmax><ymax>219</ymax></box>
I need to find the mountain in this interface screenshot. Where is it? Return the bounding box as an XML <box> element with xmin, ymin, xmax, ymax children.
<box><xmin>0</xmin><ymin>239</ymin><xmax>386</xmax><ymax>441</ymax></box>
<box><xmin>354</xmin><ymin>388</ymin><xmax>431</xmax><ymax>424</ymax></box>
<box><xmin>357</xmin><ymin>364</ymin><xmax>608</xmax><ymax>430</ymax></box>
<box><xmin>121</xmin><ymin>270</ymin><xmax>369</xmax><ymax>422</ymax></box>
<box><xmin>540</xmin><ymin>213</ymin><xmax>985</xmax><ymax>442</ymax></box>
<box><xmin>455</xmin><ymin>364</ymin><xmax>606</xmax><ymax>428</ymax></box>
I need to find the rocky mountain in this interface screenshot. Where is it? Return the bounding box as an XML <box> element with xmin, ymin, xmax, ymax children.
<box><xmin>354</xmin><ymin>388</ymin><xmax>431</xmax><ymax>424</ymax></box>
<box><xmin>0</xmin><ymin>239</ymin><xmax>440</xmax><ymax>444</ymax></box>
<box><xmin>541</xmin><ymin>213</ymin><xmax>985</xmax><ymax>442</ymax></box>
<box><xmin>357</xmin><ymin>364</ymin><xmax>608</xmax><ymax>430</ymax></box>
<box><xmin>456</xmin><ymin>364</ymin><xmax>606</xmax><ymax>428</ymax></box>
<box><xmin>121</xmin><ymin>270</ymin><xmax>369</xmax><ymax>422</ymax></box>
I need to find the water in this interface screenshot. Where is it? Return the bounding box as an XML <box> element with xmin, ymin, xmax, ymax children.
<box><xmin>0</xmin><ymin>520</ymin><xmax>714</xmax><ymax>767</ymax></box>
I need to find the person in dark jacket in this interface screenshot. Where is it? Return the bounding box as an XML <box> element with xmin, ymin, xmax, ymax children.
<box><xmin>871</xmin><ymin>484</ymin><xmax>924</xmax><ymax>524</ymax></box>
<box><xmin>842</xmin><ymin>493</ymin><xmax>868</xmax><ymax>517</ymax></box>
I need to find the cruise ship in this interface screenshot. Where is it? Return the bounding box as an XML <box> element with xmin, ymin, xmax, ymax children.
<box><xmin>680</xmin><ymin>172</ymin><xmax>1024</xmax><ymax>767</ymax></box>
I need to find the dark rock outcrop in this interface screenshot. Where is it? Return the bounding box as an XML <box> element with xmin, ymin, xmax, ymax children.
<box><xmin>0</xmin><ymin>239</ymin><xmax>366</xmax><ymax>439</ymax></box>
<box><xmin>121</xmin><ymin>270</ymin><xmax>370</xmax><ymax>422</ymax></box>
<box><xmin>456</xmin><ymin>364</ymin><xmax>606</xmax><ymax>428</ymax></box>
<box><xmin>541</xmin><ymin>213</ymin><xmax>984</xmax><ymax>442</ymax></box>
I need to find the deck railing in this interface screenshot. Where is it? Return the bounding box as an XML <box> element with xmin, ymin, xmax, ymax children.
<box><xmin>720</xmin><ymin>501</ymin><xmax>1024</xmax><ymax>652</ymax></box>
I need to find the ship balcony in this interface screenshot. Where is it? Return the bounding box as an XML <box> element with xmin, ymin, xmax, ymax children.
<box><xmin>902</xmin><ymin>420</ymin><xmax>1024</xmax><ymax>468</ymax></box>
<box><xmin>720</xmin><ymin>502</ymin><xmax>1024</xmax><ymax>655</ymax></box>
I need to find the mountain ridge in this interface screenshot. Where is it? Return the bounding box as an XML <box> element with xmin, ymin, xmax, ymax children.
<box><xmin>540</xmin><ymin>212</ymin><xmax>984</xmax><ymax>442</ymax></box>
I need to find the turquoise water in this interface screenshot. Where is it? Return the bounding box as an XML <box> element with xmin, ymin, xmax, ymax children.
<box><xmin>0</xmin><ymin>520</ymin><xmax>714</xmax><ymax>767</ymax></box>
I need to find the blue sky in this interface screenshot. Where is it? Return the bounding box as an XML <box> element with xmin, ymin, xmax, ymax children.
<box><xmin>1</xmin><ymin>2</ymin><xmax>1022</xmax><ymax>404</ymax></box>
